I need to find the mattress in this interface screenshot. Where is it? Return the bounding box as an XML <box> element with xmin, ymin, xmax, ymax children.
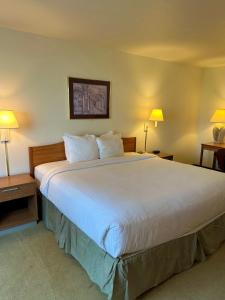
<box><xmin>37</xmin><ymin>154</ymin><xmax>225</xmax><ymax>258</ymax></box>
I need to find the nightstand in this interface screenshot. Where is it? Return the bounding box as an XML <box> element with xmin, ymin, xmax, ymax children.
<box><xmin>137</xmin><ymin>151</ymin><xmax>174</xmax><ymax>160</ymax></box>
<box><xmin>152</xmin><ymin>152</ymin><xmax>174</xmax><ymax>160</ymax></box>
<box><xmin>0</xmin><ymin>174</ymin><xmax>38</xmax><ymax>231</ymax></box>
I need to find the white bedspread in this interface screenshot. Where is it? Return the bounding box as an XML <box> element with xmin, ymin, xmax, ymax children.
<box><xmin>40</xmin><ymin>154</ymin><xmax>225</xmax><ymax>258</ymax></box>
<box><xmin>35</xmin><ymin>160</ymin><xmax>69</xmax><ymax>182</ymax></box>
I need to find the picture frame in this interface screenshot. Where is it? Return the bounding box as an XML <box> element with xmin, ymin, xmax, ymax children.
<box><xmin>68</xmin><ymin>77</ymin><xmax>110</xmax><ymax>119</ymax></box>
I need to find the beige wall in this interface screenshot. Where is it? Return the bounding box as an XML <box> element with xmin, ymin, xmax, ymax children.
<box><xmin>198</xmin><ymin>67</ymin><xmax>225</xmax><ymax>167</ymax></box>
<box><xmin>0</xmin><ymin>28</ymin><xmax>203</xmax><ymax>176</ymax></box>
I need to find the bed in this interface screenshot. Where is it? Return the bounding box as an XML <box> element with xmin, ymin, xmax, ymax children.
<box><xmin>29</xmin><ymin>137</ymin><xmax>225</xmax><ymax>300</ymax></box>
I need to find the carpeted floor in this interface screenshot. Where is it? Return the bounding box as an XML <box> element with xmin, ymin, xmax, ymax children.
<box><xmin>1</xmin><ymin>223</ymin><xmax>225</xmax><ymax>300</ymax></box>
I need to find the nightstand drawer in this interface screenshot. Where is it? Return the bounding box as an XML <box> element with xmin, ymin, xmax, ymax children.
<box><xmin>0</xmin><ymin>183</ymin><xmax>36</xmax><ymax>203</ymax></box>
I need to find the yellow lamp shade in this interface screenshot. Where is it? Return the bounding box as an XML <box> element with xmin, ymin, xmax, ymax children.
<box><xmin>149</xmin><ymin>109</ymin><xmax>164</xmax><ymax>128</ymax></box>
<box><xmin>0</xmin><ymin>110</ymin><xmax>19</xmax><ymax>129</ymax></box>
<box><xmin>149</xmin><ymin>109</ymin><xmax>164</xmax><ymax>122</ymax></box>
<box><xmin>210</xmin><ymin>109</ymin><xmax>225</xmax><ymax>123</ymax></box>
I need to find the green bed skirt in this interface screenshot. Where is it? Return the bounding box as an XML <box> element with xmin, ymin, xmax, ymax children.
<box><xmin>42</xmin><ymin>196</ymin><xmax>225</xmax><ymax>300</ymax></box>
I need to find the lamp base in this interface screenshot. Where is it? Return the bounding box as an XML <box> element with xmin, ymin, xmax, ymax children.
<box><xmin>213</xmin><ymin>126</ymin><xmax>225</xmax><ymax>143</ymax></box>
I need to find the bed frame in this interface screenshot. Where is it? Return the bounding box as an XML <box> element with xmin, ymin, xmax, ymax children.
<box><xmin>28</xmin><ymin>137</ymin><xmax>136</xmax><ymax>176</ymax></box>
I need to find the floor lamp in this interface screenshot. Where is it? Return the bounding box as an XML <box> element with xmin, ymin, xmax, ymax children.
<box><xmin>144</xmin><ymin>109</ymin><xmax>164</xmax><ymax>153</ymax></box>
<box><xmin>0</xmin><ymin>110</ymin><xmax>19</xmax><ymax>176</ymax></box>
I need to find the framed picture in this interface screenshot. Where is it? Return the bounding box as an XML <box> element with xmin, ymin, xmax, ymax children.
<box><xmin>68</xmin><ymin>77</ymin><xmax>110</xmax><ymax>119</ymax></box>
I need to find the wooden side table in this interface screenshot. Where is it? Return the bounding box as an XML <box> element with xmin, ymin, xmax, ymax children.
<box><xmin>153</xmin><ymin>152</ymin><xmax>174</xmax><ymax>161</ymax></box>
<box><xmin>200</xmin><ymin>142</ymin><xmax>225</xmax><ymax>169</ymax></box>
<box><xmin>138</xmin><ymin>151</ymin><xmax>174</xmax><ymax>160</ymax></box>
<box><xmin>0</xmin><ymin>174</ymin><xmax>38</xmax><ymax>230</ymax></box>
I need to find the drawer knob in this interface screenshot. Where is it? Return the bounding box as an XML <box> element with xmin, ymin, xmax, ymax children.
<box><xmin>1</xmin><ymin>187</ymin><xmax>20</xmax><ymax>193</ymax></box>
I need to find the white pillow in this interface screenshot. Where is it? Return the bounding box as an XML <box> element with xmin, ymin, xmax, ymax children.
<box><xmin>96</xmin><ymin>134</ymin><xmax>124</xmax><ymax>159</ymax></box>
<box><xmin>100</xmin><ymin>131</ymin><xmax>122</xmax><ymax>138</ymax></box>
<box><xmin>100</xmin><ymin>130</ymin><xmax>114</xmax><ymax>136</ymax></box>
<box><xmin>63</xmin><ymin>134</ymin><xmax>99</xmax><ymax>163</ymax></box>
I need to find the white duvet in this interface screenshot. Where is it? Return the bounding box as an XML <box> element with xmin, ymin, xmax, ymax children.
<box><xmin>40</xmin><ymin>154</ymin><xmax>225</xmax><ymax>258</ymax></box>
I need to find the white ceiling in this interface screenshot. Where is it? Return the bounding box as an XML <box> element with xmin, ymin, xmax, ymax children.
<box><xmin>1</xmin><ymin>0</ymin><xmax>225</xmax><ymax>67</ymax></box>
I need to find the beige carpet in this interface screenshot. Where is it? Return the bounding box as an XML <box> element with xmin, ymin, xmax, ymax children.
<box><xmin>1</xmin><ymin>223</ymin><xmax>225</xmax><ymax>300</ymax></box>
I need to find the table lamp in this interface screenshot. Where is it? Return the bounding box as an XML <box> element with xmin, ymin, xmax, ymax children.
<box><xmin>144</xmin><ymin>109</ymin><xmax>164</xmax><ymax>152</ymax></box>
<box><xmin>0</xmin><ymin>110</ymin><xmax>19</xmax><ymax>176</ymax></box>
<box><xmin>210</xmin><ymin>109</ymin><xmax>225</xmax><ymax>144</ymax></box>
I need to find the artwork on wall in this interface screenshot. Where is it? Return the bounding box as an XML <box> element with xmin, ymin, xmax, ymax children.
<box><xmin>68</xmin><ymin>77</ymin><xmax>110</xmax><ymax>119</ymax></box>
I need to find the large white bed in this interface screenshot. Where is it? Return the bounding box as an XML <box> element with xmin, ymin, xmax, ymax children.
<box><xmin>37</xmin><ymin>153</ymin><xmax>225</xmax><ymax>258</ymax></box>
<box><xmin>29</xmin><ymin>138</ymin><xmax>225</xmax><ymax>299</ymax></box>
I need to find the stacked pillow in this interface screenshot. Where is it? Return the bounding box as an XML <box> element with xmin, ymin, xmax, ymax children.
<box><xmin>96</xmin><ymin>132</ymin><xmax>124</xmax><ymax>159</ymax></box>
<box><xmin>63</xmin><ymin>131</ymin><xmax>124</xmax><ymax>163</ymax></box>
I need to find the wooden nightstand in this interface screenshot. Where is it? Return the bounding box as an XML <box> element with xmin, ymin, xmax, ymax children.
<box><xmin>200</xmin><ymin>142</ymin><xmax>225</xmax><ymax>169</ymax></box>
<box><xmin>152</xmin><ymin>152</ymin><xmax>174</xmax><ymax>160</ymax></box>
<box><xmin>0</xmin><ymin>174</ymin><xmax>38</xmax><ymax>231</ymax></box>
<box><xmin>138</xmin><ymin>151</ymin><xmax>174</xmax><ymax>160</ymax></box>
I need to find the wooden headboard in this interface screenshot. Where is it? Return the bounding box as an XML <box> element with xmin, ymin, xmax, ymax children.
<box><xmin>29</xmin><ymin>137</ymin><xmax>136</xmax><ymax>176</ymax></box>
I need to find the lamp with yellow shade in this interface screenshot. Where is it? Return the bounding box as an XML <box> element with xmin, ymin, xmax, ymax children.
<box><xmin>210</xmin><ymin>109</ymin><xmax>225</xmax><ymax>144</ymax></box>
<box><xmin>144</xmin><ymin>108</ymin><xmax>164</xmax><ymax>153</ymax></box>
<box><xmin>149</xmin><ymin>109</ymin><xmax>164</xmax><ymax>127</ymax></box>
<box><xmin>0</xmin><ymin>110</ymin><xmax>19</xmax><ymax>176</ymax></box>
